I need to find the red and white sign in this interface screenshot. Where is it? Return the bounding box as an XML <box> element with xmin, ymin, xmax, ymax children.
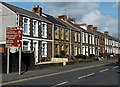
<box><xmin>6</xmin><ymin>27</ymin><xmax>22</xmax><ymax>47</ymax></box>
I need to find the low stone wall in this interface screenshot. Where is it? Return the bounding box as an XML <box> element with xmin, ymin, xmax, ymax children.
<box><xmin>51</xmin><ymin>58</ymin><xmax>69</xmax><ymax>62</ymax></box>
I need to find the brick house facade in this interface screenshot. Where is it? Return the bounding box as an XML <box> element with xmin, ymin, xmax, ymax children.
<box><xmin>0</xmin><ymin>2</ymin><xmax>120</xmax><ymax>64</ymax></box>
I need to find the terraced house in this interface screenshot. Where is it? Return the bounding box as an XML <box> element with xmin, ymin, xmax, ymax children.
<box><xmin>0</xmin><ymin>2</ymin><xmax>120</xmax><ymax>65</ymax></box>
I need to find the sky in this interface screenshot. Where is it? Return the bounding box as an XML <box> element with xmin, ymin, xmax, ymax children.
<box><xmin>8</xmin><ymin>2</ymin><xmax>118</xmax><ymax>37</ymax></box>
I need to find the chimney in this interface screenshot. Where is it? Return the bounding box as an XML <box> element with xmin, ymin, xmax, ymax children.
<box><xmin>67</xmin><ymin>18</ymin><xmax>75</xmax><ymax>23</ymax></box>
<box><xmin>104</xmin><ymin>31</ymin><xmax>108</xmax><ymax>35</ymax></box>
<box><xmin>58</xmin><ymin>15</ymin><xmax>67</xmax><ymax>21</ymax></box>
<box><xmin>87</xmin><ymin>25</ymin><xmax>93</xmax><ymax>29</ymax></box>
<box><xmin>92</xmin><ymin>27</ymin><xmax>97</xmax><ymax>31</ymax></box>
<box><xmin>32</xmin><ymin>5</ymin><xmax>42</xmax><ymax>16</ymax></box>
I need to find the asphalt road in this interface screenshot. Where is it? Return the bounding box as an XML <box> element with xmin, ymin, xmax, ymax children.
<box><xmin>6</xmin><ymin>62</ymin><xmax>120</xmax><ymax>87</ymax></box>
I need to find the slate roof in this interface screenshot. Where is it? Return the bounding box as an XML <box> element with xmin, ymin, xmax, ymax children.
<box><xmin>43</xmin><ymin>13</ymin><xmax>67</xmax><ymax>27</ymax></box>
<box><xmin>1</xmin><ymin>2</ymin><xmax>50</xmax><ymax>23</ymax></box>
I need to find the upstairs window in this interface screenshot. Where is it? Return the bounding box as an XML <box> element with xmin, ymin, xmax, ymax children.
<box><xmin>41</xmin><ymin>22</ymin><xmax>47</xmax><ymax>38</ymax></box>
<box><xmin>33</xmin><ymin>20</ymin><xmax>38</xmax><ymax>36</ymax></box>
<box><xmin>78</xmin><ymin>33</ymin><xmax>80</xmax><ymax>42</ymax></box>
<box><xmin>23</xmin><ymin>17</ymin><xmax>30</xmax><ymax>35</ymax></box>
<box><xmin>86</xmin><ymin>33</ymin><xmax>88</xmax><ymax>43</ymax></box>
<box><xmin>75</xmin><ymin>32</ymin><xmax>77</xmax><ymax>42</ymax></box>
<box><xmin>89</xmin><ymin>34</ymin><xmax>91</xmax><ymax>44</ymax></box>
<box><xmin>82</xmin><ymin>32</ymin><xmax>85</xmax><ymax>43</ymax></box>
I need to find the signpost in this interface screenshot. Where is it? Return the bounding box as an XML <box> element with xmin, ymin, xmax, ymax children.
<box><xmin>6</xmin><ymin>27</ymin><xmax>22</xmax><ymax>75</ymax></box>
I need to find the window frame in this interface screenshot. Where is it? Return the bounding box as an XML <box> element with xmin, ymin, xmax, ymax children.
<box><xmin>22</xmin><ymin>39</ymin><xmax>31</xmax><ymax>51</ymax></box>
<box><xmin>41</xmin><ymin>41</ymin><xmax>47</xmax><ymax>57</ymax></box>
<box><xmin>33</xmin><ymin>20</ymin><xmax>38</xmax><ymax>37</ymax></box>
<box><xmin>23</xmin><ymin>17</ymin><xmax>30</xmax><ymax>35</ymax></box>
<box><xmin>41</xmin><ymin>22</ymin><xmax>47</xmax><ymax>38</ymax></box>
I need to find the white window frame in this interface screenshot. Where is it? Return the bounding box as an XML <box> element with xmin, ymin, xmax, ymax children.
<box><xmin>82</xmin><ymin>32</ymin><xmax>85</xmax><ymax>43</ymax></box>
<box><xmin>75</xmin><ymin>32</ymin><xmax>77</xmax><ymax>42</ymax></box>
<box><xmin>86</xmin><ymin>33</ymin><xmax>88</xmax><ymax>43</ymax></box>
<box><xmin>78</xmin><ymin>33</ymin><xmax>80</xmax><ymax>42</ymax></box>
<box><xmin>41</xmin><ymin>41</ymin><xmax>47</xmax><ymax>57</ymax></box>
<box><xmin>92</xmin><ymin>35</ymin><xmax>94</xmax><ymax>45</ymax></box>
<box><xmin>89</xmin><ymin>34</ymin><xmax>91</xmax><ymax>44</ymax></box>
<box><xmin>33</xmin><ymin>20</ymin><xmax>38</xmax><ymax>37</ymax></box>
<box><xmin>74</xmin><ymin>46</ymin><xmax>77</xmax><ymax>56</ymax></box>
<box><xmin>41</xmin><ymin>22</ymin><xmax>47</xmax><ymax>38</ymax></box>
<box><xmin>23</xmin><ymin>17</ymin><xmax>30</xmax><ymax>35</ymax></box>
<box><xmin>33</xmin><ymin>41</ymin><xmax>39</xmax><ymax>62</ymax></box>
<box><xmin>22</xmin><ymin>39</ymin><xmax>31</xmax><ymax>51</ymax></box>
<box><xmin>82</xmin><ymin>46</ymin><xmax>85</xmax><ymax>55</ymax></box>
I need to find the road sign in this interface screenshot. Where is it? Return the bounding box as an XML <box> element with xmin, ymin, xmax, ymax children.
<box><xmin>6</xmin><ymin>27</ymin><xmax>22</xmax><ymax>47</ymax></box>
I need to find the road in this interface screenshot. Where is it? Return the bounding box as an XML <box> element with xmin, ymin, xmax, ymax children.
<box><xmin>4</xmin><ymin>61</ymin><xmax>120</xmax><ymax>87</ymax></box>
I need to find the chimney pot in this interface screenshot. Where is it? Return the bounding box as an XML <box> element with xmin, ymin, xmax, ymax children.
<box><xmin>67</xmin><ymin>18</ymin><xmax>75</xmax><ymax>23</ymax></box>
<box><xmin>104</xmin><ymin>31</ymin><xmax>109</xmax><ymax>35</ymax></box>
<box><xmin>58</xmin><ymin>15</ymin><xmax>67</xmax><ymax>21</ymax></box>
<box><xmin>32</xmin><ymin>5</ymin><xmax>42</xmax><ymax>16</ymax></box>
<box><xmin>87</xmin><ymin>25</ymin><xmax>93</xmax><ymax>29</ymax></box>
<box><xmin>93</xmin><ymin>27</ymin><xmax>97</xmax><ymax>31</ymax></box>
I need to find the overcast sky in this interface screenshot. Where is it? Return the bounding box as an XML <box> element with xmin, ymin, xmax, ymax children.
<box><xmin>8</xmin><ymin>2</ymin><xmax>118</xmax><ymax>37</ymax></box>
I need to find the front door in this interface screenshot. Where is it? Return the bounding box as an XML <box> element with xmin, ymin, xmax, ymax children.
<box><xmin>33</xmin><ymin>41</ymin><xmax>38</xmax><ymax>63</ymax></box>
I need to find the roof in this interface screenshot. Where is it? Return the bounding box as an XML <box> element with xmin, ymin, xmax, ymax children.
<box><xmin>1</xmin><ymin>2</ymin><xmax>50</xmax><ymax>23</ymax></box>
<box><xmin>43</xmin><ymin>13</ymin><xmax>67</xmax><ymax>27</ymax></box>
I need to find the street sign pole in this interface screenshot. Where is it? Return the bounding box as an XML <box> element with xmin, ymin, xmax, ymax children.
<box><xmin>7</xmin><ymin>48</ymin><xmax>9</xmax><ymax>74</ymax></box>
<box><xmin>6</xmin><ymin>27</ymin><xmax>22</xmax><ymax>75</ymax></box>
<box><xmin>19</xmin><ymin>47</ymin><xmax>21</xmax><ymax>75</ymax></box>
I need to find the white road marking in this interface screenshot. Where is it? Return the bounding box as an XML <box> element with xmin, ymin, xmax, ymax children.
<box><xmin>113</xmin><ymin>66</ymin><xmax>119</xmax><ymax>69</ymax></box>
<box><xmin>78</xmin><ymin>75</ymin><xmax>87</xmax><ymax>79</ymax></box>
<box><xmin>86</xmin><ymin>73</ymin><xmax>94</xmax><ymax>77</ymax></box>
<box><xmin>78</xmin><ymin>73</ymin><xmax>94</xmax><ymax>79</ymax></box>
<box><xmin>51</xmin><ymin>81</ymin><xmax>68</xmax><ymax>87</ymax></box>
<box><xmin>99</xmin><ymin>69</ymin><xmax>109</xmax><ymax>73</ymax></box>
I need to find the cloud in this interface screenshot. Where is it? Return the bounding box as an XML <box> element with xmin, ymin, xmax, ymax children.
<box><xmin>81</xmin><ymin>10</ymin><xmax>118</xmax><ymax>36</ymax></box>
<box><xmin>113</xmin><ymin>2</ymin><xmax>118</xmax><ymax>8</ymax></box>
<box><xmin>42</xmin><ymin>2</ymin><xmax>118</xmax><ymax>37</ymax></box>
<box><xmin>43</xmin><ymin>2</ymin><xmax>99</xmax><ymax>18</ymax></box>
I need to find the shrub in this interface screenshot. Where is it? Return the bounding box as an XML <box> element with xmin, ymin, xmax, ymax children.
<box><xmin>60</xmin><ymin>50</ymin><xmax>66</xmax><ymax>58</ymax></box>
<box><xmin>75</xmin><ymin>54</ymin><xmax>86</xmax><ymax>59</ymax></box>
<box><xmin>54</xmin><ymin>54</ymin><xmax>60</xmax><ymax>58</ymax></box>
<box><xmin>89</xmin><ymin>54</ymin><xmax>95</xmax><ymax>58</ymax></box>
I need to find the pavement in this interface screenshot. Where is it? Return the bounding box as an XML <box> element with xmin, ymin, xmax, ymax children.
<box><xmin>1</xmin><ymin>59</ymin><xmax>119</xmax><ymax>85</ymax></box>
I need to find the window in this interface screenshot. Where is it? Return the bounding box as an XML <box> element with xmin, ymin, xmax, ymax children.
<box><xmin>90</xmin><ymin>46</ymin><xmax>92</xmax><ymax>54</ymax></box>
<box><xmin>55</xmin><ymin>27</ymin><xmax>59</xmax><ymax>39</ymax></box>
<box><xmin>75</xmin><ymin>32</ymin><xmax>77</xmax><ymax>42</ymax></box>
<box><xmin>42</xmin><ymin>42</ymin><xmax>47</xmax><ymax>57</ymax></box>
<box><xmin>92</xmin><ymin>35</ymin><xmax>94</xmax><ymax>44</ymax></box>
<box><xmin>33</xmin><ymin>20</ymin><xmax>38</xmax><ymax>36</ymax></box>
<box><xmin>82</xmin><ymin>32</ymin><xmax>85</xmax><ymax>43</ymax></box>
<box><xmin>74</xmin><ymin>46</ymin><xmax>77</xmax><ymax>56</ymax></box>
<box><xmin>89</xmin><ymin>34</ymin><xmax>91</xmax><ymax>44</ymax></box>
<box><xmin>61</xmin><ymin>29</ymin><xmax>64</xmax><ymax>40</ymax></box>
<box><xmin>95</xmin><ymin>38</ymin><xmax>97</xmax><ymax>45</ymax></box>
<box><xmin>78</xmin><ymin>33</ymin><xmax>80</xmax><ymax>42</ymax></box>
<box><xmin>23</xmin><ymin>40</ymin><xmax>30</xmax><ymax>51</ymax></box>
<box><xmin>66</xmin><ymin>30</ymin><xmax>69</xmax><ymax>41</ymax></box>
<box><xmin>92</xmin><ymin>47</ymin><xmax>95</xmax><ymax>54</ymax></box>
<box><xmin>86</xmin><ymin>33</ymin><xmax>88</xmax><ymax>43</ymax></box>
<box><xmin>86</xmin><ymin>46</ymin><xmax>88</xmax><ymax>56</ymax></box>
<box><xmin>82</xmin><ymin>46</ymin><xmax>85</xmax><ymax>55</ymax></box>
<box><xmin>23</xmin><ymin>17</ymin><xmax>29</xmax><ymax>35</ymax></box>
<box><xmin>41</xmin><ymin>22</ymin><xmax>47</xmax><ymax>38</ymax></box>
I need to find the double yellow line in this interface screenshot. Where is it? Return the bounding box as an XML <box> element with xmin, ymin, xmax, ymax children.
<box><xmin>0</xmin><ymin>62</ymin><xmax>110</xmax><ymax>86</ymax></box>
